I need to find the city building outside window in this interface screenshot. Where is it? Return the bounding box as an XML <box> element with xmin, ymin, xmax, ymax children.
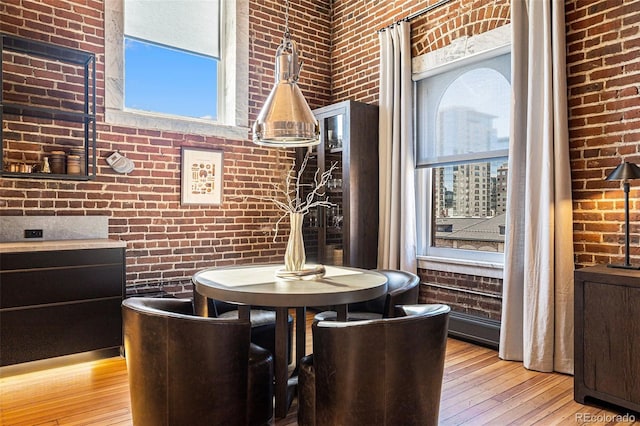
<box><xmin>415</xmin><ymin>48</ymin><xmax>511</xmax><ymax>264</ymax></box>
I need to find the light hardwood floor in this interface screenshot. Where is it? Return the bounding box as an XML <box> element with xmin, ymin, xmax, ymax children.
<box><xmin>1</xmin><ymin>316</ymin><xmax>636</xmax><ymax>425</ymax></box>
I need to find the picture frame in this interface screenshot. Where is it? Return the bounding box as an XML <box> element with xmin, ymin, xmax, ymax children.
<box><xmin>181</xmin><ymin>147</ymin><xmax>223</xmax><ymax>205</ymax></box>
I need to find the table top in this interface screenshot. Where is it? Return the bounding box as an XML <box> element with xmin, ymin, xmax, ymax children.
<box><xmin>193</xmin><ymin>264</ymin><xmax>388</xmax><ymax>307</ymax></box>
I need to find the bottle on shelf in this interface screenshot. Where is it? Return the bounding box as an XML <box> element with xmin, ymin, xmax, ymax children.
<box><xmin>41</xmin><ymin>157</ymin><xmax>51</xmax><ymax>173</ymax></box>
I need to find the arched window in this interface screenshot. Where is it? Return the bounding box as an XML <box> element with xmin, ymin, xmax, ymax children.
<box><xmin>415</xmin><ymin>48</ymin><xmax>511</xmax><ymax>262</ymax></box>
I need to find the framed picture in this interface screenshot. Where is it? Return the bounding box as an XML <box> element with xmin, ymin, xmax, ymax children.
<box><xmin>181</xmin><ymin>147</ymin><xmax>223</xmax><ymax>205</ymax></box>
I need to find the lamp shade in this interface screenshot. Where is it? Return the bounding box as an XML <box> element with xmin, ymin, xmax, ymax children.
<box><xmin>252</xmin><ymin>35</ymin><xmax>319</xmax><ymax>148</ymax></box>
<box><xmin>605</xmin><ymin>161</ymin><xmax>640</xmax><ymax>181</ymax></box>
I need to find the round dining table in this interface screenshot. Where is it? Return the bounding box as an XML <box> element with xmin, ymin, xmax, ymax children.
<box><xmin>192</xmin><ymin>264</ymin><xmax>388</xmax><ymax>419</ymax></box>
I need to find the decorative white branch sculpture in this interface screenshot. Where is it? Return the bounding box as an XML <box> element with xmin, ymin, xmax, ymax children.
<box><xmin>248</xmin><ymin>150</ymin><xmax>337</xmax><ymax>241</ymax></box>
<box><xmin>244</xmin><ymin>150</ymin><xmax>337</xmax><ymax>273</ymax></box>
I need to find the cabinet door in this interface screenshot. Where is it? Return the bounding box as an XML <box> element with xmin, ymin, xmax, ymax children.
<box><xmin>582</xmin><ymin>280</ymin><xmax>640</xmax><ymax>405</ymax></box>
<box><xmin>1</xmin><ymin>248</ymin><xmax>124</xmax><ymax>308</ymax></box>
<box><xmin>322</xmin><ymin>111</ymin><xmax>346</xmax><ymax>266</ymax></box>
<box><xmin>300</xmin><ymin>145</ymin><xmax>323</xmax><ymax>264</ymax></box>
<box><xmin>1</xmin><ymin>264</ymin><xmax>123</xmax><ymax>308</ymax></box>
<box><xmin>299</xmin><ymin>106</ymin><xmax>346</xmax><ymax>266</ymax></box>
<box><xmin>1</xmin><ymin>298</ymin><xmax>123</xmax><ymax>366</ymax></box>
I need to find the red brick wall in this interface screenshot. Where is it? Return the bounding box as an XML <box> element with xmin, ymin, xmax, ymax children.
<box><xmin>566</xmin><ymin>0</ymin><xmax>640</xmax><ymax>267</ymax></box>
<box><xmin>0</xmin><ymin>0</ymin><xmax>332</xmax><ymax>295</ymax></box>
<box><xmin>329</xmin><ymin>0</ymin><xmax>510</xmax><ymax>104</ymax></box>
<box><xmin>250</xmin><ymin>0</ymin><xmax>332</xmax><ymax>118</ymax></box>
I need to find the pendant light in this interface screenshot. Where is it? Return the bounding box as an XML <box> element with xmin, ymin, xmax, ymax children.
<box><xmin>252</xmin><ymin>0</ymin><xmax>320</xmax><ymax>147</ymax></box>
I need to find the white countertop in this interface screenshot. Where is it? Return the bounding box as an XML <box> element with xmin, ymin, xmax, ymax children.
<box><xmin>0</xmin><ymin>239</ymin><xmax>127</xmax><ymax>253</ymax></box>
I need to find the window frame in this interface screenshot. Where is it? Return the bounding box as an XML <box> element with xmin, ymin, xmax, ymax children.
<box><xmin>413</xmin><ymin>27</ymin><xmax>511</xmax><ymax>270</ymax></box>
<box><xmin>104</xmin><ymin>0</ymin><xmax>248</xmax><ymax>140</ymax></box>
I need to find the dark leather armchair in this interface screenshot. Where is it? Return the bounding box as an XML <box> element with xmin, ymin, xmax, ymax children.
<box><xmin>315</xmin><ymin>269</ymin><xmax>420</xmax><ymax>321</ymax></box>
<box><xmin>193</xmin><ymin>287</ymin><xmax>293</xmax><ymax>364</ymax></box>
<box><xmin>298</xmin><ymin>304</ymin><xmax>450</xmax><ymax>426</ymax></box>
<box><xmin>122</xmin><ymin>297</ymin><xmax>273</xmax><ymax>426</ymax></box>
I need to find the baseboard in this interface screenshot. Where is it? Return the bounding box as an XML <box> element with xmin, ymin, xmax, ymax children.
<box><xmin>448</xmin><ymin>311</ymin><xmax>500</xmax><ymax>349</ymax></box>
<box><xmin>0</xmin><ymin>347</ymin><xmax>122</xmax><ymax>377</ymax></box>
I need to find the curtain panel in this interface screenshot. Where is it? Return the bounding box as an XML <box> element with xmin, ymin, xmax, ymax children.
<box><xmin>377</xmin><ymin>21</ymin><xmax>417</xmax><ymax>272</ymax></box>
<box><xmin>499</xmin><ymin>0</ymin><xmax>574</xmax><ymax>374</ymax></box>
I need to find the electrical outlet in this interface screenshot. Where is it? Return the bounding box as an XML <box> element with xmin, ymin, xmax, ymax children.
<box><xmin>24</xmin><ymin>229</ymin><xmax>43</xmax><ymax>239</ymax></box>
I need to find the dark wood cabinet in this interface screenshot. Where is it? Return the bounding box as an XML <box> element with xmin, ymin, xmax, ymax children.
<box><xmin>0</xmin><ymin>246</ymin><xmax>125</xmax><ymax>367</ymax></box>
<box><xmin>298</xmin><ymin>100</ymin><xmax>379</xmax><ymax>269</ymax></box>
<box><xmin>574</xmin><ymin>265</ymin><xmax>640</xmax><ymax>412</ymax></box>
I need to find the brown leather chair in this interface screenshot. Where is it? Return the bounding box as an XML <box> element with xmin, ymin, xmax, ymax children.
<box><xmin>122</xmin><ymin>297</ymin><xmax>273</xmax><ymax>426</ymax></box>
<box><xmin>314</xmin><ymin>269</ymin><xmax>420</xmax><ymax>321</ymax></box>
<box><xmin>298</xmin><ymin>304</ymin><xmax>450</xmax><ymax>426</ymax></box>
<box><xmin>193</xmin><ymin>287</ymin><xmax>293</xmax><ymax>364</ymax></box>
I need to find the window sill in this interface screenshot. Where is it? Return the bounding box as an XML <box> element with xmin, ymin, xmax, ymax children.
<box><xmin>417</xmin><ymin>255</ymin><xmax>503</xmax><ymax>279</ymax></box>
<box><xmin>105</xmin><ymin>108</ymin><xmax>249</xmax><ymax>141</ymax></box>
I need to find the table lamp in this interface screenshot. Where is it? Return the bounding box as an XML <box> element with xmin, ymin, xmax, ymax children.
<box><xmin>605</xmin><ymin>161</ymin><xmax>640</xmax><ymax>269</ymax></box>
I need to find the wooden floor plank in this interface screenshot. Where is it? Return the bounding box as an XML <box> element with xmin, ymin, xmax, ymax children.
<box><xmin>507</xmin><ymin>383</ymin><xmax>574</xmax><ymax>425</ymax></box>
<box><xmin>60</xmin><ymin>407</ymin><xmax>132</xmax><ymax>426</ymax></box>
<box><xmin>443</xmin><ymin>350</ymin><xmax>502</xmax><ymax>378</ymax></box>
<box><xmin>439</xmin><ymin>363</ymin><xmax>540</xmax><ymax>415</ymax></box>
<box><xmin>459</xmin><ymin>373</ymin><xmax>569</xmax><ymax>425</ymax></box>
<box><xmin>440</xmin><ymin>358</ymin><xmax>522</xmax><ymax>400</ymax></box>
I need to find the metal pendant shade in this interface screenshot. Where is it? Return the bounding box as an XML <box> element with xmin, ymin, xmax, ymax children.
<box><xmin>252</xmin><ymin>2</ymin><xmax>319</xmax><ymax>147</ymax></box>
<box><xmin>605</xmin><ymin>161</ymin><xmax>640</xmax><ymax>181</ymax></box>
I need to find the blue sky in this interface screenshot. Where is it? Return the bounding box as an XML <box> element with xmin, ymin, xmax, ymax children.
<box><xmin>124</xmin><ymin>37</ymin><xmax>218</xmax><ymax>120</ymax></box>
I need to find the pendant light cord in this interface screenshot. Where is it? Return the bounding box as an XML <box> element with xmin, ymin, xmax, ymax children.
<box><xmin>284</xmin><ymin>0</ymin><xmax>290</xmax><ymax>38</ymax></box>
<box><xmin>251</xmin><ymin>0</ymin><xmax>320</xmax><ymax>146</ymax></box>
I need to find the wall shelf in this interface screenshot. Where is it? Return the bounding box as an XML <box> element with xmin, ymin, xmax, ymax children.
<box><xmin>1</xmin><ymin>33</ymin><xmax>96</xmax><ymax>180</ymax></box>
<box><xmin>1</xmin><ymin>171</ymin><xmax>94</xmax><ymax>181</ymax></box>
<box><xmin>2</xmin><ymin>103</ymin><xmax>94</xmax><ymax>123</ymax></box>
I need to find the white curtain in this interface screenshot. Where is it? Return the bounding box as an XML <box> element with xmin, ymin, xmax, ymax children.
<box><xmin>377</xmin><ymin>21</ymin><xmax>417</xmax><ymax>272</ymax></box>
<box><xmin>499</xmin><ymin>0</ymin><xmax>574</xmax><ymax>374</ymax></box>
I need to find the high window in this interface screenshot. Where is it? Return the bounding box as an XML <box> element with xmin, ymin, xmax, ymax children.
<box><xmin>415</xmin><ymin>48</ymin><xmax>511</xmax><ymax>263</ymax></box>
<box><xmin>124</xmin><ymin>38</ymin><xmax>218</xmax><ymax>119</ymax></box>
<box><xmin>123</xmin><ymin>0</ymin><xmax>220</xmax><ymax>120</ymax></box>
<box><xmin>105</xmin><ymin>0</ymin><xmax>248</xmax><ymax>139</ymax></box>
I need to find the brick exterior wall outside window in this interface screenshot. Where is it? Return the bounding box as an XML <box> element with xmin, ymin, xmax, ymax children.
<box><xmin>2</xmin><ymin>0</ymin><xmax>639</xmax><ymax>313</ymax></box>
<box><xmin>418</xmin><ymin>269</ymin><xmax>503</xmax><ymax>321</ymax></box>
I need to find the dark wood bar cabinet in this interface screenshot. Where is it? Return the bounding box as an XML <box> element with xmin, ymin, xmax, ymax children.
<box><xmin>574</xmin><ymin>264</ymin><xmax>640</xmax><ymax>413</ymax></box>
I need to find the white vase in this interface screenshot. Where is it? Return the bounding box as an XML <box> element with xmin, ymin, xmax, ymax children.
<box><xmin>284</xmin><ymin>212</ymin><xmax>306</xmax><ymax>271</ymax></box>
